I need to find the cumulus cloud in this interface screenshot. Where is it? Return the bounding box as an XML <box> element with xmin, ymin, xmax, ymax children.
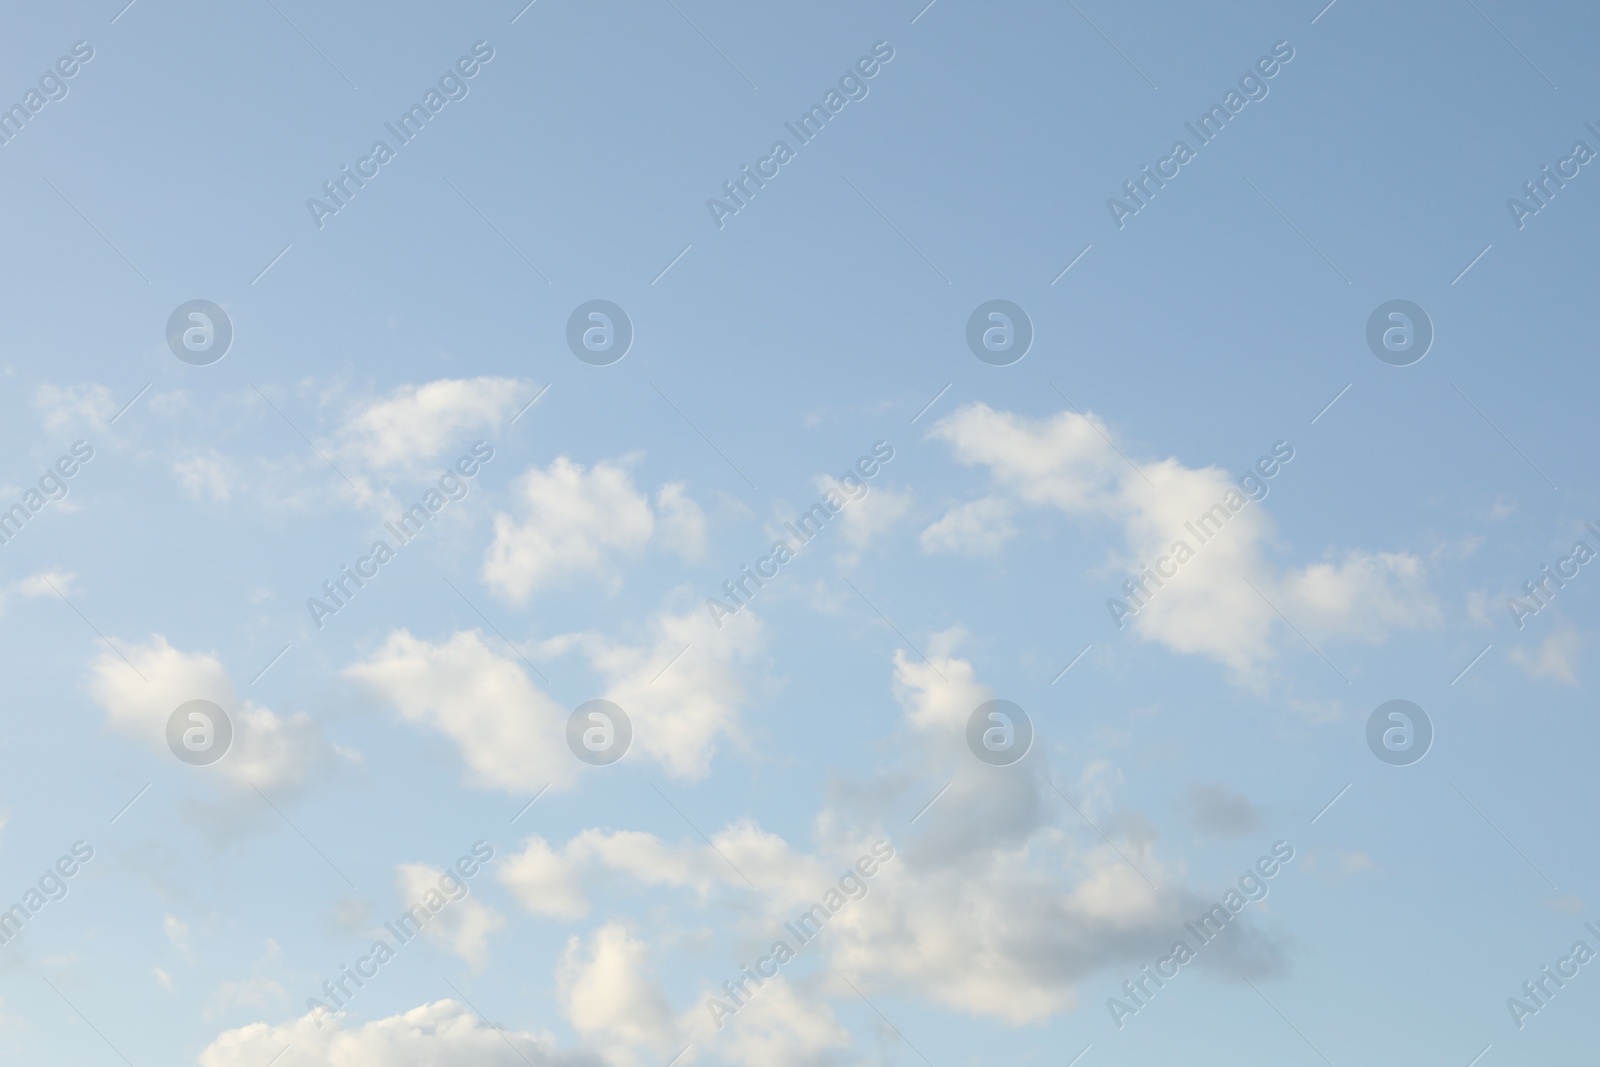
<box><xmin>557</xmin><ymin>924</ymin><xmax>678</xmax><ymax>1065</ymax></box>
<box><xmin>337</xmin><ymin>377</ymin><xmax>530</xmax><ymax>473</ymax></box>
<box><xmin>347</xmin><ymin>605</ymin><xmax>756</xmax><ymax>789</ymax></box>
<box><xmin>499</xmin><ymin>635</ymin><xmax>1285</xmax><ymax>1042</ymax></box>
<box><xmin>198</xmin><ymin>1000</ymin><xmax>598</xmax><ymax>1067</ymax></box>
<box><xmin>89</xmin><ymin>636</ymin><xmax>338</xmax><ymax>795</ymax></box>
<box><xmin>497</xmin><ymin>836</ymin><xmax>589</xmax><ymax>919</ymax></box>
<box><xmin>499</xmin><ymin>820</ymin><xmax>805</xmax><ymax>922</ymax></box>
<box><xmin>482</xmin><ymin>457</ymin><xmax>705</xmax><ymax>603</ymax></box>
<box><xmin>702</xmin><ymin>981</ymin><xmax>850</xmax><ymax>1067</ymax></box>
<box><xmin>557</xmin><ymin>605</ymin><xmax>759</xmax><ymax>780</ymax></box>
<box><xmin>343</xmin><ymin>629</ymin><xmax>573</xmax><ymax>794</ymax></box>
<box><xmin>927</xmin><ymin>402</ymin><xmax>1439</xmax><ymax>677</ymax></box>
<box><xmin>15</xmin><ymin>570</ymin><xmax>76</xmax><ymax>598</ymax></box>
<box><xmin>810</xmin><ymin>475</ymin><xmax>913</xmax><ymax>567</ymax></box>
<box><xmin>395</xmin><ymin>863</ymin><xmax>504</xmax><ymax>970</ymax></box>
<box><xmin>919</xmin><ymin>496</ymin><xmax>1016</xmax><ymax>555</ymax></box>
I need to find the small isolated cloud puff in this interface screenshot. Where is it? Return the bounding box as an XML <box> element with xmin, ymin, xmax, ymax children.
<box><xmin>498</xmin><ymin>821</ymin><xmax>805</xmax><ymax>921</ymax></box>
<box><xmin>920</xmin><ymin>495</ymin><xmax>1015</xmax><ymax>555</ymax></box>
<box><xmin>821</xmin><ymin>476</ymin><xmax>912</xmax><ymax>567</ymax></box>
<box><xmin>1510</xmin><ymin>626</ymin><xmax>1582</xmax><ymax>684</ymax></box>
<box><xmin>482</xmin><ymin>456</ymin><xmax>705</xmax><ymax>603</ymax></box>
<box><xmin>173</xmin><ymin>451</ymin><xmax>235</xmax><ymax>503</ymax></box>
<box><xmin>35</xmin><ymin>382</ymin><xmax>115</xmax><ymax>436</ymax></box>
<box><xmin>15</xmin><ymin>570</ymin><xmax>76</xmax><ymax>598</ymax></box>
<box><xmin>343</xmin><ymin>629</ymin><xmax>573</xmax><ymax>794</ymax></box>
<box><xmin>337</xmin><ymin>376</ymin><xmax>531</xmax><ymax>473</ymax></box>
<box><xmin>89</xmin><ymin>636</ymin><xmax>337</xmax><ymax>795</ymax></box>
<box><xmin>1186</xmin><ymin>783</ymin><xmax>1262</xmax><ymax>837</ymax></box>
<box><xmin>197</xmin><ymin>999</ymin><xmax>598</xmax><ymax>1067</ymax></box>
<box><xmin>394</xmin><ymin>862</ymin><xmax>504</xmax><ymax>970</ymax></box>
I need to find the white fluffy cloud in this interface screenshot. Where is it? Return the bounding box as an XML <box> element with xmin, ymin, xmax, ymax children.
<box><xmin>346</xmin><ymin>606</ymin><xmax>757</xmax><ymax>789</ymax></box>
<box><xmin>919</xmin><ymin>496</ymin><xmax>1016</xmax><ymax>555</ymax></box>
<box><xmin>395</xmin><ymin>863</ymin><xmax>505</xmax><ymax>969</ymax></box>
<box><xmin>495</xmin><ymin>635</ymin><xmax>1262</xmax><ymax>1040</ymax></box>
<box><xmin>89</xmin><ymin>636</ymin><xmax>338</xmax><ymax>795</ymax></box>
<box><xmin>343</xmin><ymin>629</ymin><xmax>573</xmax><ymax>794</ymax></box>
<box><xmin>498</xmin><ymin>821</ymin><xmax>805</xmax><ymax>921</ymax></box>
<box><xmin>561</xmin><ymin>605</ymin><xmax>759</xmax><ymax>780</ymax></box>
<box><xmin>483</xmin><ymin>457</ymin><xmax>705</xmax><ymax>603</ymax></box>
<box><xmin>808</xmin><ymin>475</ymin><xmax>913</xmax><ymax>568</ymax></box>
<box><xmin>198</xmin><ymin>1000</ymin><xmax>596</xmax><ymax>1067</ymax></box>
<box><xmin>337</xmin><ymin>376</ymin><xmax>530</xmax><ymax>472</ymax></box>
<box><xmin>557</xmin><ymin>923</ymin><xmax>678</xmax><ymax>1065</ymax></box>
<box><xmin>705</xmin><ymin>982</ymin><xmax>850</xmax><ymax>1067</ymax></box>
<box><xmin>927</xmin><ymin>402</ymin><xmax>1439</xmax><ymax>676</ymax></box>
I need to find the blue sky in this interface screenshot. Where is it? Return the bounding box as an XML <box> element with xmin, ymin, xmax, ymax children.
<box><xmin>0</xmin><ymin>0</ymin><xmax>1597</xmax><ymax>1064</ymax></box>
